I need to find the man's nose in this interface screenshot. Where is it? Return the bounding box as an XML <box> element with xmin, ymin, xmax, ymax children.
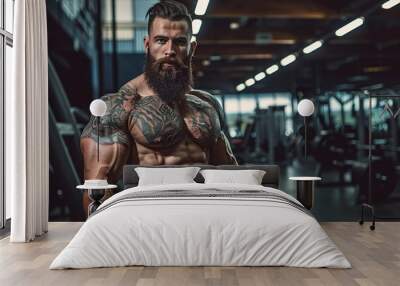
<box><xmin>164</xmin><ymin>40</ymin><xmax>177</xmax><ymax>57</ymax></box>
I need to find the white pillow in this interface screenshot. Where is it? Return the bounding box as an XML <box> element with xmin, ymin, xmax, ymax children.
<box><xmin>135</xmin><ymin>167</ymin><xmax>201</xmax><ymax>186</ymax></box>
<box><xmin>200</xmin><ymin>169</ymin><xmax>266</xmax><ymax>185</ymax></box>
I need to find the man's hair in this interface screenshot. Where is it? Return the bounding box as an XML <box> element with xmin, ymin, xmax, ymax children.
<box><xmin>146</xmin><ymin>0</ymin><xmax>192</xmax><ymax>35</ymax></box>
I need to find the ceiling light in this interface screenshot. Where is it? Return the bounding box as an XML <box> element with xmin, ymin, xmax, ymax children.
<box><xmin>382</xmin><ymin>0</ymin><xmax>400</xmax><ymax>9</ymax></box>
<box><xmin>245</xmin><ymin>78</ymin><xmax>255</xmax><ymax>87</ymax></box>
<box><xmin>280</xmin><ymin>54</ymin><xmax>296</xmax><ymax>66</ymax></box>
<box><xmin>191</xmin><ymin>36</ymin><xmax>197</xmax><ymax>42</ymax></box>
<box><xmin>363</xmin><ymin>66</ymin><xmax>389</xmax><ymax>73</ymax></box>
<box><xmin>254</xmin><ymin>72</ymin><xmax>266</xmax><ymax>81</ymax></box>
<box><xmin>266</xmin><ymin>65</ymin><xmax>279</xmax><ymax>75</ymax></box>
<box><xmin>210</xmin><ymin>55</ymin><xmax>221</xmax><ymax>61</ymax></box>
<box><xmin>303</xmin><ymin>40</ymin><xmax>323</xmax><ymax>54</ymax></box>
<box><xmin>335</xmin><ymin>17</ymin><xmax>364</xmax><ymax>37</ymax></box>
<box><xmin>362</xmin><ymin>83</ymin><xmax>384</xmax><ymax>91</ymax></box>
<box><xmin>195</xmin><ymin>0</ymin><xmax>210</xmax><ymax>15</ymax></box>
<box><xmin>230</xmin><ymin>22</ymin><xmax>240</xmax><ymax>29</ymax></box>
<box><xmin>202</xmin><ymin>59</ymin><xmax>210</xmax><ymax>66</ymax></box>
<box><xmin>192</xmin><ymin>19</ymin><xmax>202</xmax><ymax>35</ymax></box>
<box><xmin>236</xmin><ymin>83</ymin><xmax>246</xmax><ymax>92</ymax></box>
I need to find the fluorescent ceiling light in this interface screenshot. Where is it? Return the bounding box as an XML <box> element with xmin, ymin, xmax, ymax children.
<box><xmin>195</xmin><ymin>0</ymin><xmax>210</xmax><ymax>15</ymax></box>
<box><xmin>382</xmin><ymin>0</ymin><xmax>400</xmax><ymax>9</ymax></box>
<box><xmin>245</xmin><ymin>78</ymin><xmax>255</xmax><ymax>87</ymax></box>
<box><xmin>266</xmin><ymin>64</ymin><xmax>279</xmax><ymax>75</ymax></box>
<box><xmin>335</xmin><ymin>17</ymin><xmax>364</xmax><ymax>37</ymax></box>
<box><xmin>192</xmin><ymin>19</ymin><xmax>202</xmax><ymax>35</ymax></box>
<box><xmin>202</xmin><ymin>59</ymin><xmax>210</xmax><ymax>66</ymax></box>
<box><xmin>254</xmin><ymin>72</ymin><xmax>266</xmax><ymax>81</ymax></box>
<box><xmin>191</xmin><ymin>36</ymin><xmax>196</xmax><ymax>42</ymax></box>
<box><xmin>210</xmin><ymin>55</ymin><xmax>221</xmax><ymax>61</ymax></box>
<box><xmin>230</xmin><ymin>22</ymin><xmax>240</xmax><ymax>30</ymax></box>
<box><xmin>236</xmin><ymin>83</ymin><xmax>246</xmax><ymax>92</ymax></box>
<box><xmin>303</xmin><ymin>40</ymin><xmax>323</xmax><ymax>54</ymax></box>
<box><xmin>280</xmin><ymin>54</ymin><xmax>296</xmax><ymax>66</ymax></box>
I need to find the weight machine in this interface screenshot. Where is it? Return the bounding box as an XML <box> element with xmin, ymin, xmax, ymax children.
<box><xmin>359</xmin><ymin>88</ymin><xmax>400</xmax><ymax>230</ymax></box>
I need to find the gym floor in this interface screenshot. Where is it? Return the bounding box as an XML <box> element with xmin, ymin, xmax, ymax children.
<box><xmin>281</xmin><ymin>160</ymin><xmax>400</xmax><ymax>221</ymax></box>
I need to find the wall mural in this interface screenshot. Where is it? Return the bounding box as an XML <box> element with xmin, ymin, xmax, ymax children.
<box><xmin>47</xmin><ymin>0</ymin><xmax>400</xmax><ymax>222</ymax></box>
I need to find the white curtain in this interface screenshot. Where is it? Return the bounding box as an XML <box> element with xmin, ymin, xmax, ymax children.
<box><xmin>7</xmin><ymin>0</ymin><xmax>49</xmax><ymax>242</ymax></box>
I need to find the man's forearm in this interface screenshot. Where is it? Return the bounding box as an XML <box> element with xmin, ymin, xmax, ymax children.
<box><xmin>80</xmin><ymin>137</ymin><xmax>131</xmax><ymax>219</ymax></box>
<box><xmin>210</xmin><ymin>132</ymin><xmax>238</xmax><ymax>165</ymax></box>
<box><xmin>80</xmin><ymin>137</ymin><xmax>131</xmax><ymax>183</ymax></box>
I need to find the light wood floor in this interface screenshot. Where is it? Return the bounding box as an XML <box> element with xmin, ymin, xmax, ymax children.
<box><xmin>0</xmin><ymin>222</ymin><xmax>399</xmax><ymax>286</ymax></box>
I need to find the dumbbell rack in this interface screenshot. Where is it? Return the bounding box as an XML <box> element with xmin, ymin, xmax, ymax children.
<box><xmin>359</xmin><ymin>90</ymin><xmax>400</xmax><ymax>230</ymax></box>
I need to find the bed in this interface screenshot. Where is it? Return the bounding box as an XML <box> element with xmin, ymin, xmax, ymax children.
<box><xmin>50</xmin><ymin>165</ymin><xmax>351</xmax><ymax>269</ymax></box>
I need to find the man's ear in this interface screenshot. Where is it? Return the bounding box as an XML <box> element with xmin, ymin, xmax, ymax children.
<box><xmin>189</xmin><ymin>40</ymin><xmax>197</xmax><ymax>57</ymax></box>
<box><xmin>144</xmin><ymin>36</ymin><xmax>150</xmax><ymax>53</ymax></box>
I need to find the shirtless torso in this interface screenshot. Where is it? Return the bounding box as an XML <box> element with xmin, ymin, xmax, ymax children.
<box><xmin>80</xmin><ymin>74</ymin><xmax>237</xmax><ymax>215</ymax></box>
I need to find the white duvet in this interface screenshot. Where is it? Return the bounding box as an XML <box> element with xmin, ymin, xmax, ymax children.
<box><xmin>50</xmin><ymin>183</ymin><xmax>351</xmax><ymax>269</ymax></box>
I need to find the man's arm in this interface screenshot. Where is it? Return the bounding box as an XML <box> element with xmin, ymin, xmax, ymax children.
<box><xmin>188</xmin><ymin>89</ymin><xmax>238</xmax><ymax>165</ymax></box>
<box><xmin>80</xmin><ymin>121</ymin><xmax>132</xmax><ymax>183</ymax></box>
<box><xmin>209</xmin><ymin>131</ymin><xmax>238</xmax><ymax>165</ymax></box>
<box><xmin>80</xmin><ymin>87</ymin><xmax>138</xmax><ymax>216</ymax></box>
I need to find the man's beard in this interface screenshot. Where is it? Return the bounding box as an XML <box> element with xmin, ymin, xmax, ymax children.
<box><xmin>144</xmin><ymin>52</ymin><xmax>193</xmax><ymax>103</ymax></box>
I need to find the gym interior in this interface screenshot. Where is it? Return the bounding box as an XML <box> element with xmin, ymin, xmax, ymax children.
<box><xmin>46</xmin><ymin>0</ymin><xmax>400</xmax><ymax>222</ymax></box>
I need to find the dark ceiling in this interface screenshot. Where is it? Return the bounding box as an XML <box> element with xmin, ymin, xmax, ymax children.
<box><xmin>176</xmin><ymin>0</ymin><xmax>400</xmax><ymax>95</ymax></box>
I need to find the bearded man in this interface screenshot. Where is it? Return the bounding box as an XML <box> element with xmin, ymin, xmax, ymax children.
<box><xmin>80</xmin><ymin>0</ymin><xmax>237</xmax><ymax>215</ymax></box>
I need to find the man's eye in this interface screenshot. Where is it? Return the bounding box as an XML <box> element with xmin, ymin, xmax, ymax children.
<box><xmin>156</xmin><ymin>39</ymin><xmax>166</xmax><ymax>44</ymax></box>
<box><xmin>176</xmin><ymin>39</ymin><xmax>187</xmax><ymax>45</ymax></box>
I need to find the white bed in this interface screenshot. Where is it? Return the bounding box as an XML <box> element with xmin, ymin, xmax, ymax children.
<box><xmin>50</xmin><ymin>182</ymin><xmax>351</xmax><ymax>269</ymax></box>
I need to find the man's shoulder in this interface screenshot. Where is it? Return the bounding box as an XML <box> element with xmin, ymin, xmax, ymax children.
<box><xmin>188</xmin><ymin>89</ymin><xmax>214</xmax><ymax>100</ymax></box>
<box><xmin>101</xmin><ymin>76</ymin><xmax>143</xmax><ymax>108</ymax></box>
<box><xmin>120</xmin><ymin>76</ymin><xmax>144</xmax><ymax>99</ymax></box>
<box><xmin>188</xmin><ymin>89</ymin><xmax>223</xmax><ymax>114</ymax></box>
<box><xmin>187</xmin><ymin>89</ymin><xmax>229</xmax><ymax>132</ymax></box>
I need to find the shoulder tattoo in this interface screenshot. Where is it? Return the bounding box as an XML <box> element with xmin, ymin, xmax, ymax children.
<box><xmin>81</xmin><ymin>85</ymin><xmax>139</xmax><ymax>146</ymax></box>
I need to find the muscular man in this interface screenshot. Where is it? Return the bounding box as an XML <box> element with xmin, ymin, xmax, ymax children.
<box><xmin>80</xmin><ymin>0</ymin><xmax>237</xmax><ymax>215</ymax></box>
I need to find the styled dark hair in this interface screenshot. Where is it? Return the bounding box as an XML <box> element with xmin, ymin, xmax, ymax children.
<box><xmin>146</xmin><ymin>0</ymin><xmax>192</xmax><ymax>35</ymax></box>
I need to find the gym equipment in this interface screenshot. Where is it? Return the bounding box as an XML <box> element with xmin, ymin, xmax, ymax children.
<box><xmin>49</xmin><ymin>60</ymin><xmax>86</xmax><ymax>220</ymax></box>
<box><xmin>254</xmin><ymin>106</ymin><xmax>287</xmax><ymax>163</ymax></box>
<box><xmin>359</xmin><ymin>89</ymin><xmax>400</xmax><ymax>230</ymax></box>
<box><xmin>352</xmin><ymin>158</ymin><xmax>397</xmax><ymax>203</ymax></box>
<box><xmin>231</xmin><ymin>105</ymin><xmax>289</xmax><ymax>164</ymax></box>
<box><xmin>310</xmin><ymin>130</ymin><xmax>356</xmax><ymax>185</ymax></box>
<box><xmin>49</xmin><ymin>108</ymin><xmax>84</xmax><ymax>220</ymax></box>
<box><xmin>312</xmin><ymin>131</ymin><xmax>355</xmax><ymax>166</ymax></box>
<box><xmin>230</xmin><ymin>120</ymin><xmax>256</xmax><ymax>164</ymax></box>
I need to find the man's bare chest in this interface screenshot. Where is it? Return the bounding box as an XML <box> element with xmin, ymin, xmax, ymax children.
<box><xmin>128</xmin><ymin>95</ymin><xmax>221</xmax><ymax>148</ymax></box>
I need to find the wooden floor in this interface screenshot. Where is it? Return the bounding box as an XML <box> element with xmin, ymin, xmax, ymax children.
<box><xmin>0</xmin><ymin>222</ymin><xmax>399</xmax><ymax>286</ymax></box>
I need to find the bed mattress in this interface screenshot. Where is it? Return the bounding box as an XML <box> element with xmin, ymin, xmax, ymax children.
<box><xmin>50</xmin><ymin>183</ymin><xmax>351</xmax><ymax>269</ymax></box>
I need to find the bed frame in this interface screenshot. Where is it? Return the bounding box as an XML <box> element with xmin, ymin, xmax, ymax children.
<box><xmin>123</xmin><ymin>165</ymin><xmax>280</xmax><ymax>189</ymax></box>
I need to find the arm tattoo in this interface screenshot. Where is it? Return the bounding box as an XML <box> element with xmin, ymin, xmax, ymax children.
<box><xmin>219</xmin><ymin>131</ymin><xmax>238</xmax><ymax>164</ymax></box>
<box><xmin>188</xmin><ymin>89</ymin><xmax>228</xmax><ymax>135</ymax></box>
<box><xmin>188</xmin><ymin>90</ymin><xmax>237</xmax><ymax>164</ymax></box>
<box><xmin>183</xmin><ymin>95</ymin><xmax>220</xmax><ymax>146</ymax></box>
<box><xmin>81</xmin><ymin>85</ymin><xmax>139</xmax><ymax>146</ymax></box>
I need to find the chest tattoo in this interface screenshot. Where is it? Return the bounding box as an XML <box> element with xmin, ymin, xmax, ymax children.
<box><xmin>128</xmin><ymin>95</ymin><xmax>221</xmax><ymax>149</ymax></box>
<box><xmin>129</xmin><ymin>96</ymin><xmax>185</xmax><ymax>147</ymax></box>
